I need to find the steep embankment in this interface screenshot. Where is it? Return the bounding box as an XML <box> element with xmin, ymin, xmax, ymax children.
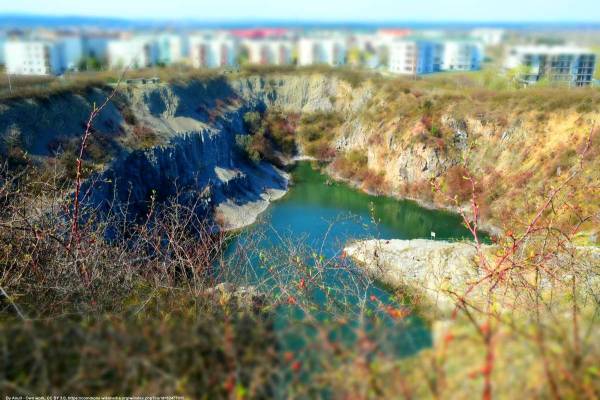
<box><xmin>1</xmin><ymin>73</ymin><xmax>598</xmax><ymax>238</ymax></box>
<box><xmin>0</xmin><ymin>75</ymin><xmax>344</xmax><ymax>229</ymax></box>
<box><xmin>328</xmin><ymin>80</ymin><xmax>599</xmax><ymax>242</ymax></box>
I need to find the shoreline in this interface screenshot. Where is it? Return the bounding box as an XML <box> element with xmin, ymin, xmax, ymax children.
<box><xmin>324</xmin><ymin>164</ymin><xmax>503</xmax><ymax>237</ymax></box>
<box><xmin>217</xmin><ymin>157</ymin><xmax>502</xmax><ymax>237</ymax></box>
<box><xmin>218</xmin><ymin>166</ymin><xmax>291</xmax><ymax>231</ymax></box>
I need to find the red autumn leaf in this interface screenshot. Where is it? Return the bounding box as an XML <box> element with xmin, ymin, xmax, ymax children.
<box><xmin>291</xmin><ymin>360</ymin><xmax>302</xmax><ymax>372</ymax></box>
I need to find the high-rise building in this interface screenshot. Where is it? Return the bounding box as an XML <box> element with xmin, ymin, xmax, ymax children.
<box><xmin>388</xmin><ymin>39</ymin><xmax>442</xmax><ymax>75</ymax></box>
<box><xmin>5</xmin><ymin>40</ymin><xmax>62</xmax><ymax>75</ymax></box>
<box><xmin>505</xmin><ymin>45</ymin><xmax>596</xmax><ymax>87</ymax></box>
<box><xmin>107</xmin><ymin>36</ymin><xmax>158</xmax><ymax>69</ymax></box>
<box><xmin>188</xmin><ymin>33</ymin><xmax>238</xmax><ymax>68</ymax></box>
<box><xmin>298</xmin><ymin>36</ymin><xmax>347</xmax><ymax>66</ymax></box>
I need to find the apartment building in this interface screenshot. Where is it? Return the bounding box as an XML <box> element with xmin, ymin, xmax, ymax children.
<box><xmin>440</xmin><ymin>40</ymin><xmax>483</xmax><ymax>71</ymax></box>
<box><xmin>388</xmin><ymin>39</ymin><xmax>442</xmax><ymax>75</ymax></box>
<box><xmin>188</xmin><ymin>33</ymin><xmax>238</xmax><ymax>68</ymax></box>
<box><xmin>4</xmin><ymin>40</ymin><xmax>62</xmax><ymax>75</ymax></box>
<box><xmin>505</xmin><ymin>45</ymin><xmax>596</xmax><ymax>86</ymax></box>
<box><xmin>156</xmin><ymin>33</ymin><xmax>184</xmax><ymax>65</ymax></box>
<box><xmin>244</xmin><ymin>38</ymin><xmax>294</xmax><ymax>65</ymax></box>
<box><xmin>298</xmin><ymin>36</ymin><xmax>347</xmax><ymax>66</ymax></box>
<box><xmin>108</xmin><ymin>36</ymin><xmax>158</xmax><ymax>69</ymax></box>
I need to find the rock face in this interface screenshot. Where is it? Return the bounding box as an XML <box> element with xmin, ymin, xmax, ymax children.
<box><xmin>345</xmin><ymin>239</ymin><xmax>483</xmax><ymax>314</ymax></box>
<box><xmin>3</xmin><ymin>72</ymin><xmax>570</xmax><ymax>232</ymax></box>
<box><xmin>395</xmin><ymin>144</ymin><xmax>451</xmax><ymax>183</ymax></box>
<box><xmin>85</xmin><ymin>128</ymin><xmax>289</xmax><ymax>230</ymax></box>
<box><xmin>0</xmin><ymin>89</ymin><xmax>124</xmax><ymax>156</ymax></box>
<box><xmin>0</xmin><ymin>74</ymin><xmax>459</xmax><ymax>229</ymax></box>
<box><xmin>0</xmin><ymin>76</ymin><xmax>345</xmax><ymax>230</ymax></box>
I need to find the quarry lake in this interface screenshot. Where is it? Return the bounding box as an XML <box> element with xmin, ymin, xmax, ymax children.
<box><xmin>235</xmin><ymin>161</ymin><xmax>475</xmax><ymax>252</ymax></box>
<box><xmin>224</xmin><ymin>161</ymin><xmax>477</xmax><ymax>358</ymax></box>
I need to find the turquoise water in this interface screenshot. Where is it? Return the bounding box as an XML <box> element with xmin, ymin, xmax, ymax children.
<box><xmin>226</xmin><ymin>161</ymin><xmax>477</xmax><ymax>360</ymax></box>
<box><xmin>241</xmin><ymin>161</ymin><xmax>475</xmax><ymax>252</ymax></box>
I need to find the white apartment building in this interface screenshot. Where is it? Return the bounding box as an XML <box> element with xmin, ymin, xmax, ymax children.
<box><xmin>244</xmin><ymin>39</ymin><xmax>294</xmax><ymax>65</ymax></box>
<box><xmin>388</xmin><ymin>39</ymin><xmax>442</xmax><ymax>75</ymax></box>
<box><xmin>156</xmin><ymin>33</ymin><xmax>184</xmax><ymax>65</ymax></box>
<box><xmin>298</xmin><ymin>37</ymin><xmax>347</xmax><ymax>66</ymax></box>
<box><xmin>440</xmin><ymin>40</ymin><xmax>483</xmax><ymax>71</ymax></box>
<box><xmin>504</xmin><ymin>45</ymin><xmax>596</xmax><ymax>87</ymax></box>
<box><xmin>108</xmin><ymin>36</ymin><xmax>158</xmax><ymax>69</ymax></box>
<box><xmin>5</xmin><ymin>40</ymin><xmax>62</xmax><ymax>75</ymax></box>
<box><xmin>188</xmin><ymin>34</ymin><xmax>238</xmax><ymax>68</ymax></box>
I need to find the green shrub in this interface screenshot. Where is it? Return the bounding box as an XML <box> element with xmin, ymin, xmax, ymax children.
<box><xmin>297</xmin><ymin>112</ymin><xmax>343</xmax><ymax>158</ymax></box>
<box><xmin>235</xmin><ymin>134</ymin><xmax>261</xmax><ymax>163</ymax></box>
<box><xmin>243</xmin><ymin>111</ymin><xmax>262</xmax><ymax>134</ymax></box>
<box><xmin>261</xmin><ymin>110</ymin><xmax>298</xmax><ymax>156</ymax></box>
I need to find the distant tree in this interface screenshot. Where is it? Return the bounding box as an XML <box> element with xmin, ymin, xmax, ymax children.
<box><xmin>347</xmin><ymin>47</ymin><xmax>363</xmax><ymax>66</ymax></box>
<box><xmin>378</xmin><ymin>47</ymin><xmax>389</xmax><ymax>67</ymax></box>
<box><xmin>506</xmin><ymin>65</ymin><xmax>531</xmax><ymax>88</ymax></box>
<box><xmin>78</xmin><ymin>56</ymin><xmax>103</xmax><ymax>72</ymax></box>
<box><xmin>3</xmin><ymin>124</ymin><xmax>24</xmax><ymax>151</ymax></box>
<box><xmin>236</xmin><ymin>46</ymin><xmax>250</xmax><ymax>66</ymax></box>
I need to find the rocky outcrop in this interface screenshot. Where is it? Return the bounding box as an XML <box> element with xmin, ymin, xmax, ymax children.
<box><xmin>205</xmin><ymin>282</ymin><xmax>267</xmax><ymax>310</ymax></box>
<box><xmin>0</xmin><ymin>75</ymin><xmax>465</xmax><ymax>230</ymax></box>
<box><xmin>395</xmin><ymin>144</ymin><xmax>451</xmax><ymax>183</ymax></box>
<box><xmin>84</xmin><ymin>106</ymin><xmax>289</xmax><ymax>230</ymax></box>
<box><xmin>0</xmin><ymin>74</ymin><xmax>369</xmax><ymax>231</ymax></box>
<box><xmin>345</xmin><ymin>239</ymin><xmax>484</xmax><ymax>314</ymax></box>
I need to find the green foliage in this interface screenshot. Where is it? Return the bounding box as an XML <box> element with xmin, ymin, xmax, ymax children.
<box><xmin>297</xmin><ymin>111</ymin><xmax>343</xmax><ymax>158</ymax></box>
<box><xmin>236</xmin><ymin>133</ymin><xmax>261</xmax><ymax>163</ymax></box>
<box><xmin>77</xmin><ymin>56</ymin><xmax>104</xmax><ymax>72</ymax></box>
<box><xmin>261</xmin><ymin>110</ymin><xmax>297</xmax><ymax>156</ymax></box>
<box><xmin>243</xmin><ymin>111</ymin><xmax>262</xmax><ymax>134</ymax></box>
<box><xmin>2</xmin><ymin>124</ymin><xmax>25</xmax><ymax>151</ymax></box>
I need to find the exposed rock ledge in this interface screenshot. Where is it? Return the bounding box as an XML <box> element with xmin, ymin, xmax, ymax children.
<box><xmin>346</xmin><ymin>239</ymin><xmax>600</xmax><ymax>320</ymax></box>
<box><xmin>345</xmin><ymin>239</ymin><xmax>485</xmax><ymax>315</ymax></box>
<box><xmin>215</xmin><ymin>164</ymin><xmax>290</xmax><ymax>231</ymax></box>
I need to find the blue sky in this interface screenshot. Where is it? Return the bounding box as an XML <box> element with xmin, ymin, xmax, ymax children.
<box><xmin>1</xmin><ymin>0</ymin><xmax>599</xmax><ymax>22</ymax></box>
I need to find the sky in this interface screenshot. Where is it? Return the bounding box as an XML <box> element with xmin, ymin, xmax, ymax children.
<box><xmin>0</xmin><ymin>0</ymin><xmax>599</xmax><ymax>22</ymax></box>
